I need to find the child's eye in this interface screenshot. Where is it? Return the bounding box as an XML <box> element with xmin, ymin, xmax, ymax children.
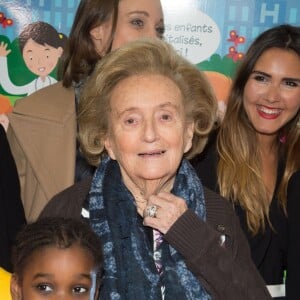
<box><xmin>72</xmin><ymin>286</ymin><xmax>88</xmax><ymax>294</ymax></box>
<box><xmin>35</xmin><ymin>283</ymin><xmax>53</xmax><ymax>293</ymax></box>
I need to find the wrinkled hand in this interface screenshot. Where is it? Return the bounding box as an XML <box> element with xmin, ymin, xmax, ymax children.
<box><xmin>0</xmin><ymin>114</ymin><xmax>9</xmax><ymax>131</ymax></box>
<box><xmin>0</xmin><ymin>42</ymin><xmax>11</xmax><ymax>57</ymax></box>
<box><xmin>143</xmin><ymin>192</ymin><xmax>188</xmax><ymax>234</ymax></box>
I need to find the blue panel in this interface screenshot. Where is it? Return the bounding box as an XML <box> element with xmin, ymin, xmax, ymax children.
<box><xmin>228</xmin><ymin>5</ymin><xmax>236</xmax><ymax>21</ymax></box>
<box><xmin>241</xmin><ymin>6</ymin><xmax>249</xmax><ymax>22</ymax></box>
<box><xmin>289</xmin><ymin>8</ymin><xmax>297</xmax><ymax>23</ymax></box>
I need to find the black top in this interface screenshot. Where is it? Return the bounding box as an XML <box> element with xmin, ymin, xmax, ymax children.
<box><xmin>286</xmin><ymin>171</ymin><xmax>300</xmax><ymax>300</ymax></box>
<box><xmin>0</xmin><ymin>125</ymin><xmax>26</xmax><ymax>271</ymax></box>
<box><xmin>190</xmin><ymin>133</ymin><xmax>287</xmax><ymax>287</ymax></box>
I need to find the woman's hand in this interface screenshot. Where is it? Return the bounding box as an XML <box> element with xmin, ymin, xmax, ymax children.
<box><xmin>143</xmin><ymin>192</ymin><xmax>188</xmax><ymax>234</ymax></box>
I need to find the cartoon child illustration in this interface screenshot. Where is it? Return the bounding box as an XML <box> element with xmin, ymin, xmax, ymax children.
<box><xmin>0</xmin><ymin>21</ymin><xmax>67</xmax><ymax>96</ymax></box>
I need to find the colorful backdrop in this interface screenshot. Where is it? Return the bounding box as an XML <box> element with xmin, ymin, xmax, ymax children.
<box><xmin>1</xmin><ymin>0</ymin><xmax>300</xmax><ymax>112</ymax></box>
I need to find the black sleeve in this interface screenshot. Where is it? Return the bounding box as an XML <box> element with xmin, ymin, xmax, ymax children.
<box><xmin>0</xmin><ymin>125</ymin><xmax>26</xmax><ymax>271</ymax></box>
<box><xmin>286</xmin><ymin>171</ymin><xmax>300</xmax><ymax>300</ymax></box>
<box><xmin>190</xmin><ymin>130</ymin><xmax>219</xmax><ymax>192</ymax></box>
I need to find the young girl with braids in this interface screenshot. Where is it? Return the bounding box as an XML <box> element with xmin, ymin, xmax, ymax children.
<box><xmin>9</xmin><ymin>217</ymin><xmax>104</xmax><ymax>300</ymax></box>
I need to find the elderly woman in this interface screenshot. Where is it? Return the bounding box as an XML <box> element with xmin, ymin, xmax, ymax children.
<box><xmin>40</xmin><ymin>38</ymin><xmax>270</xmax><ymax>299</ymax></box>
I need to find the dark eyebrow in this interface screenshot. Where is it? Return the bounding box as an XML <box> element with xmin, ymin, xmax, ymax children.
<box><xmin>32</xmin><ymin>273</ymin><xmax>92</xmax><ymax>280</ymax></box>
<box><xmin>251</xmin><ymin>70</ymin><xmax>271</xmax><ymax>78</ymax></box>
<box><xmin>26</xmin><ymin>47</ymin><xmax>50</xmax><ymax>53</ymax></box>
<box><xmin>282</xmin><ymin>77</ymin><xmax>300</xmax><ymax>83</ymax></box>
<box><xmin>74</xmin><ymin>273</ymin><xmax>93</xmax><ymax>280</ymax></box>
<box><xmin>33</xmin><ymin>273</ymin><xmax>53</xmax><ymax>280</ymax></box>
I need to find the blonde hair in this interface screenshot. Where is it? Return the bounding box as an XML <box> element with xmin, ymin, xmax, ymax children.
<box><xmin>78</xmin><ymin>38</ymin><xmax>218</xmax><ymax>166</ymax></box>
<box><xmin>217</xmin><ymin>24</ymin><xmax>300</xmax><ymax>234</ymax></box>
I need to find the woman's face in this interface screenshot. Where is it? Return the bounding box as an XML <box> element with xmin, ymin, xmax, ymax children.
<box><xmin>243</xmin><ymin>47</ymin><xmax>300</xmax><ymax>138</ymax></box>
<box><xmin>104</xmin><ymin>74</ymin><xmax>194</xmax><ymax>192</ymax></box>
<box><xmin>111</xmin><ymin>0</ymin><xmax>164</xmax><ymax>50</ymax></box>
<box><xmin>11</xmin><ymin>245</ymin><xmax>99</xmax><ymax>300</ymax></box>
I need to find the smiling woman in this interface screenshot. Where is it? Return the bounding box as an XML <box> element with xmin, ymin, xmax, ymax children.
<box><xmin>243</xmin><ymin>48</ymin><xmax>300</xmax><ymax>137</ymax></box>
<box><xmin>191</xmin><ymin>24</ymin><xmax>300</xmax><ymax>299</ymax></box>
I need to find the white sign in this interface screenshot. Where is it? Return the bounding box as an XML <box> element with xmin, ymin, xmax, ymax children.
<box><xmin>162</xmin><ymin>0</ymin><xmax>221</xmax><ymax>64</ymax></box>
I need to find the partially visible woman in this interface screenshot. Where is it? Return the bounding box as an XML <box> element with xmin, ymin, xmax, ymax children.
<box><xmin>0</xmin><ymin>124</ymin><xmax>26</xmax><ymax>272</ymax></box>
<box><xmin>7</xmin><ymin>0</ymin><xmax>117</xmax><ymax>222</ymax></box>
<box><xmin>41</xmin><ymin>38</ymin><xmax>270</xmax><ymax>299</ymax></box>
<box><xmin>191</xmin><ymin>24</ymin><xmax>300</xmax><ymax>299</ymax></box>
<box><xmin>7</xmin><ymin>0</ymin><xmax>165</xmax><ymax>221</ymax></box>
<box><xmin>286</xmin><ymin>131</ymin><xmax>300</xmax><ymax>300</ymax></box>
<box><xmin>286</xmin><ymin>170</ymin><xmax>300</xmax><ymax>300</ymax></box>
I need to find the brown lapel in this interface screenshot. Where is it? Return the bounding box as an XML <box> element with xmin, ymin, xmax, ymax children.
<box><xmin>8</xmin><ymin>82</ymin><xmax>76</xmax><ymax>201</ymax></box>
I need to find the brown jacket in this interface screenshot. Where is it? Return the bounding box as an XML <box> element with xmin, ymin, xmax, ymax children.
<box><xmin>7</xmin><ymin>82</ymin><xmax>76</xmax><ymax>221</ymax></box>
<box><xmin>41</xmin><ymin>178</ymin><xmax>271</xmax><ymax>300</ymax></box>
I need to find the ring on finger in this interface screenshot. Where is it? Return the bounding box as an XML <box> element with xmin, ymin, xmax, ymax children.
<box><xmin>144</xmin><ymin>205</ymin><xmax>158</xmax><ymax>218</ymax></box>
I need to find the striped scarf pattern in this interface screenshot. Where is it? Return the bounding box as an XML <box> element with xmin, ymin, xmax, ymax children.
<box><xmin>89</xmin><ymin>156</ymin><xmax>211</xmax><ymax>300</ymax></box>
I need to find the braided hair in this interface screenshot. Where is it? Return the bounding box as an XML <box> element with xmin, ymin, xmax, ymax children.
<box><xmin>12</xmin><ymin>217</ymin><xmax>103</xmax><ymax>282</ymax></box>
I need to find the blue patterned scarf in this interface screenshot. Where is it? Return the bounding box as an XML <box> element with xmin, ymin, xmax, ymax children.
<box><xmin>89</xmin><ymin>156</ymin><xmax>211</xmax><ymax>300</ymax></box>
